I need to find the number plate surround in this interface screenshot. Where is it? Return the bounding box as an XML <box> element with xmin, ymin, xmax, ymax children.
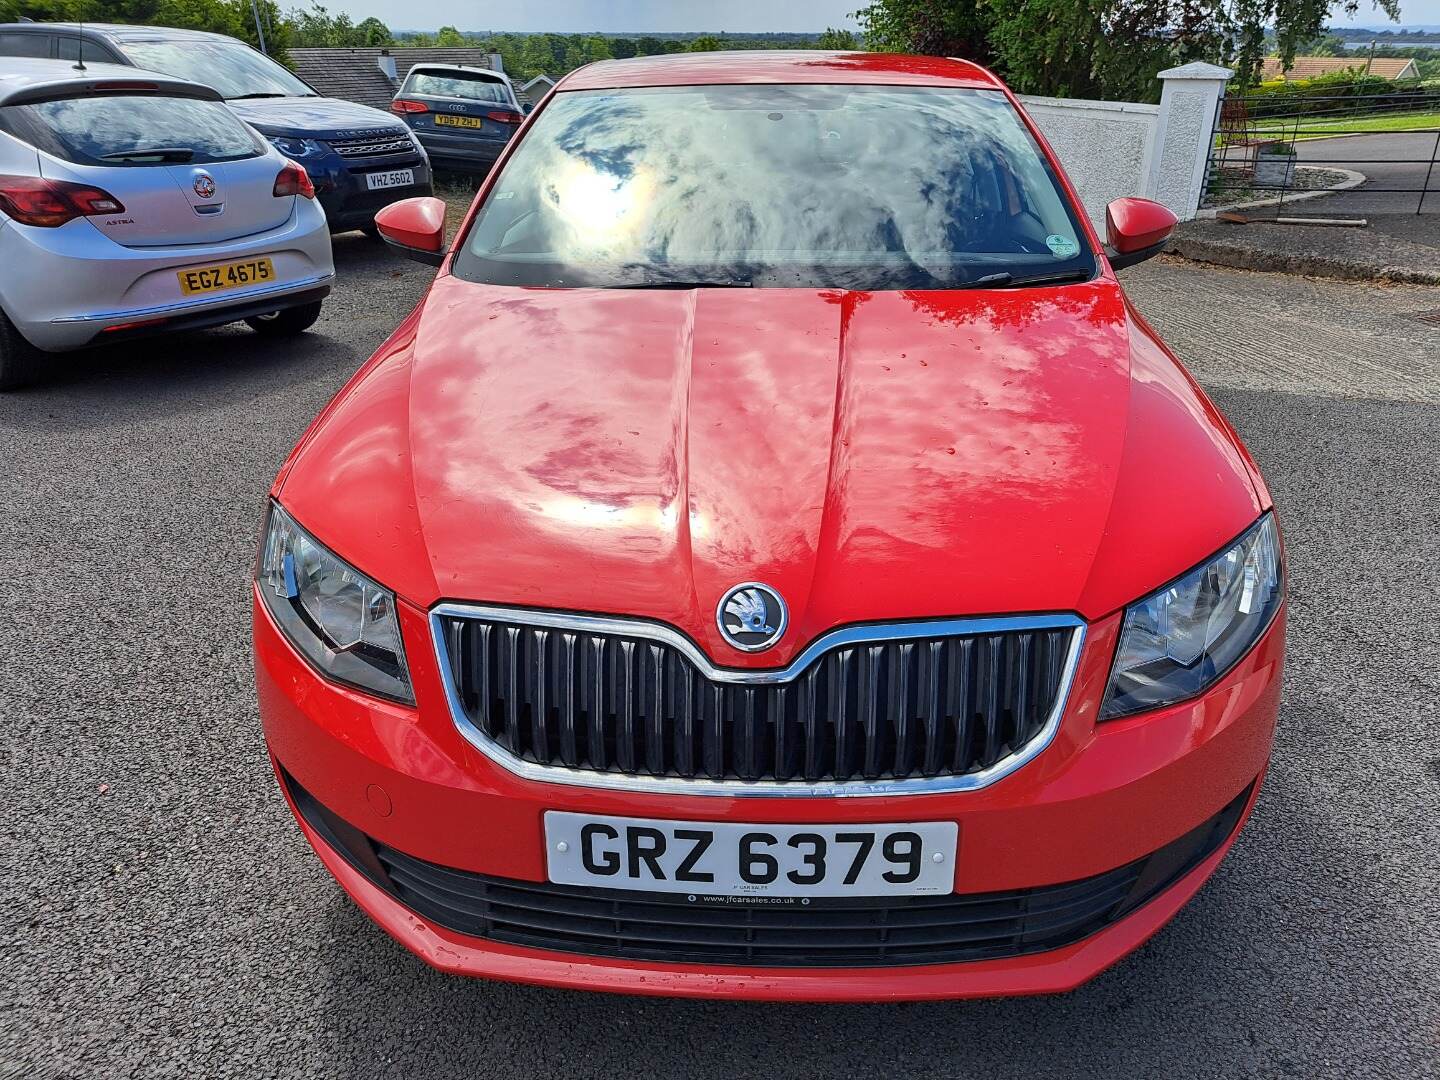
<box><xmin>544</xmin><ymin>812</ymin><xmax>957</xmax><ymax>898</ymax></box>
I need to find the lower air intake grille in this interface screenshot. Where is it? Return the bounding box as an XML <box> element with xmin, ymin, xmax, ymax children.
<box><xmin>284</xmin><ymin>769</ymin><xmax>1253</xmax><ymax>969</ymax></box>
<box><xmin>433</xmin><ymin>609</ymin><xmax>1080</xmax><ymax>789</ymax></box>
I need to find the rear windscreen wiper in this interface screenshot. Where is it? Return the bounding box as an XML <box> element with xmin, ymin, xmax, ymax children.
<box><xmin>599</xmin><ymin>278</ymin><xmax>753</xmax><ymax>290</ymax></box>
<box><xmin>229</xmin><ymin>92</ymin><xmax>290</xmax><ymax>100</ymax></box>
<box><xmin>965</xmin><ymin>269</ymin><xmax>1094</xmax><ymax>289</ymax></box>
<box><xmin>101</xmin><ymin>147</ymin><xmax>194</xmax><ymax>162</ymax></box>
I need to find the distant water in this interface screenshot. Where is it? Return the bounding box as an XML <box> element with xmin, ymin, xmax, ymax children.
<box><xmin>1339</xmin><ymin>40</ymin><xmax>1438</xmax><ymax>49</ymax></box>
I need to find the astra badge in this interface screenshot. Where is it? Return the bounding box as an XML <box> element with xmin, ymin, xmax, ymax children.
<box><xmin>717</xmin><ymin>582</ymin><xmax>787</xmax><ymax>653</ymax></box>
<box><xmin>192</xmin><ymin>172</ymin><xmax>217</xmax><ymax>199</ymax></box>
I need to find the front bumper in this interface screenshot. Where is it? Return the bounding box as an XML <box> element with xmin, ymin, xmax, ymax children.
<box><xmin>303</xmin><ymin>150</ymin><xmax>433</xmax><ymax>231</ymax></box>
<box><xmin>0</xmin><ymin>200</ymin><xmax>334</xmax><ymax>352</ymax></box>
<box><xmin>256</xmin><ymin>592</ymin><xmax>1284</xmax><ymax>1001</ymax></box>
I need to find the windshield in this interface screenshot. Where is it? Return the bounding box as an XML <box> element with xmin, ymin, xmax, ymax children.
<box><xmin>117</xmin><ymin>40</ymin><xmax>314</xmax><ymax>100</ymax></box>
<box><xmin>404</xmin><ymin>69</ymin><xmax>512</xmax><ymax>104</ymax></box>
<box><xmin>453</xmin><ymin>85</ymin><xmax>1093</xmax><ymax>291</ymax></box>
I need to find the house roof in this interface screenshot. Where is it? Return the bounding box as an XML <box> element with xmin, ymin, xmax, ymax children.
<box><xmin>287</xmin><ymin>47</ymin><xmax>504</xmax><ymax>109</ymax></box>
<box><xmin>516</xmin><ymin>74</ymin><xmax>555</xmax><ymax>105</ymax></box>
<box><xmin>1260</xmin><ymin>55</ymin><xmax>1420</xmax><ymax>80</ymax></box>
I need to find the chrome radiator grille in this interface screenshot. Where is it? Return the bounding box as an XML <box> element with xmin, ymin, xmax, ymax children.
<box><xmin>328</xmin><ymin>135</ymin><xmax>415</xmax><ymax>158</ymax></box>
<box><xmin>433</xmin><ymin>608</ymin><xmax>1082</xmax><ymax>793</ymax></box>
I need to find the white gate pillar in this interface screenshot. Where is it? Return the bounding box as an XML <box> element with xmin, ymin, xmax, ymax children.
<box><xmin>1146</xmin><ymin>62</ymin><xmax>1233</xmax><ymax>220</ymax></box>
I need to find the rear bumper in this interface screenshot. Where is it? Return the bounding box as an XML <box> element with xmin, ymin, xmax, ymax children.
<box><xmin>0</xmin><ymin>200</ymin><xmax>334</xmax><ymax>351</ymax></box>
<box><xmin>84</xmin><ymin>283</ymin><xmax>331</xmax><ymax>346</ymax></box>
<box><xmin>257</xmin><ymin>590</ymin><xmax>1284</xmax><ymax>1000</ymax></box>
<box><xmin>412</xmin><ymin>129</ymin><xmax>507</xmax><ymax>168</ymax></box>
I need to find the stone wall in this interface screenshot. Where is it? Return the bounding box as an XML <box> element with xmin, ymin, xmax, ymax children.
<box><xmin>1017</xmin><ymin>63</ymin><xmax>1233</xmax><ymax>231</ymax></box>
<box><xmin>1019</xmin><ymin>95</ymin><xmax>1159</xmax><ymax>229</ymax></box>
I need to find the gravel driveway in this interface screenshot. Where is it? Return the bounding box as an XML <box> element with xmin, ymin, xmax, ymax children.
<box><xmin>2</xmin><ymin>240</ymin><xmax>1436</xmax><ymax>1079</ymax></box>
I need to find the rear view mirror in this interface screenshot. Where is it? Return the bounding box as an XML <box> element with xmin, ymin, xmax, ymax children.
<box><xmin>374</xmin><ymin>197</ymin><xmax>449</xmax><ymax>266</ymax></box>
<box><xmin>1104</xmin><ymin>198</ymin><xmax>1178</xmax><ymax>270</ymax></box>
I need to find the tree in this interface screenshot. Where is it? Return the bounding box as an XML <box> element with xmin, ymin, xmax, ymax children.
<box><xmin>519</xmin><ymin>34</ymin><xmax>555</xmax><ymax>78</ymax></box>
<box><xmin>855</xmin><ymin>0</ymin><xmax>991</xmax><ymax>65</ymax></box>
<box><xmin>356</xmin><ymin>16</ymin><xmax>391</xmax><ymax>46</ymax></box>
<box><xmin>817</xmin><ymin>27</ymin><xmax>858</xmax><ymax>50</ymax></box>
<box><xmin>855</xmin><ymin>0</ymin><xmax>1404</xmax><ymax>98</ymax></box>
<box><xmin>434</xmin><ymin>25</ymin><xmax>466</xmax><ymax>47</ymax></box>
<box><xmin>610</xmin><ymin>37</ymin><xmax>638</xmax><ymax>59</ymax></box>
<box><xmin>688</xmin><ymin>33</ymin><xmax>724</xmax><ymax>52</ymax></box>
<box><xmin>1</xmin><ymin>0</ymin><xmax>289</xmax><ymax>54</ymax></box>
<box><xmin>982</xmin><ymin>0</ymin><xmax>1174</xmax><ymax>100</ymax></box>
<box><xmin>635</xmin><ymin>36</ymin><xmax>666</xmax><ymax>55</ymax></box>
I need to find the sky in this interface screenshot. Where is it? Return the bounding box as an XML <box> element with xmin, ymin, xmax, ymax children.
<box><xmin>351</xmin><ymin>0</ymin><xmax>864</xmax><ymax>33</ymax></box>
<box><xmin>332</xmin><ymin>0</ymin><xmax>1440</xmax><ymax>34</ymax></box>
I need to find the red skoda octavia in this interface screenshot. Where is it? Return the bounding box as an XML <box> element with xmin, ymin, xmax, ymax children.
<box><xmin>254</xmin><ymin>52</ymin><xmax>1284</xmax><ymax>1001</ymax></box>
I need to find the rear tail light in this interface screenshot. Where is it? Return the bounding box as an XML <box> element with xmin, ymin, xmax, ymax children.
<box><xmin>0</xmin><ymin>175</ymin><xmax>125</xmax><ymax>227</ymax></box>
<box><xmin>273</xmin><ymin>160</ymin><xmax>315</xmax><ymax>200</ymax></box>
<box><xmin>390</xmin><ymin>99</ymin><xmax>428</xmax><ymax>114</ymax></box>
<box><xmin>486</xmin><ymin>110</ymin><xmax>522</xmax><ymax>124</ymax></box>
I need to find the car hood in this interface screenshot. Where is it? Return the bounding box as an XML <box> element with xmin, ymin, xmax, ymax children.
<box><xmin>280</xmin><ymin>277</ymin><xmax>1263</xmax><ymax>669</ymax></box>
<box><xmin>226</xmin><ymin>96</ymin><xmax>408</xmax><ymax>140</ymax></box>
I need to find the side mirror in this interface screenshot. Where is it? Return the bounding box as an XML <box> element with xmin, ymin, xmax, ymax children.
<box><xmin>374</xmin><ymin>196</ymin><xmax>449</xmax><ymax>266</ymax></box>
<box><xmin>522</xmin><ymin>101</ymin><xmax>534</xmax><ymax>115</ymax></box>
<box><xmin>1104</xmin><ymin>197</ymin><xmax>1178</xmax><ymax>271</ymax></box>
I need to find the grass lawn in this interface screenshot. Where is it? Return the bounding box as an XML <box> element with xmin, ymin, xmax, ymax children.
<box><xmin>1251</xmin><ymin>110</ymin><xmax>1440</xmax><ymax>140</ymax></box>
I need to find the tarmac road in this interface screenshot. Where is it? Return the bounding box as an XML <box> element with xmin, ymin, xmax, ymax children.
<box><xmin>2</xmin><ymin>240</ymin><xmax>1437</xmax><ymax>1079</ymax></box>
<box><xmin>1294</xmin><ymin>130</ymin><xmax>1440</xmax><ymax>215</ymax></box>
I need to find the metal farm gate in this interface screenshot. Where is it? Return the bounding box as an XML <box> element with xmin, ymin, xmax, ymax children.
<box><xmin>1203</xmin><ymin>83</ymin><xmax>1440</xmax><ymax>219</ymax></box>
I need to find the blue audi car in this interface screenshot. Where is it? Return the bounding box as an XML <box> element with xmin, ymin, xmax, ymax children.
<box><xmin>0</xmin><ymin>22</ymin><xmax>432</xmax><ymax>233</ymax></box>
<box><xmin>389</xmin><ymin>64</ymin><xmax>525</xmax><ymax>172</ymax></box>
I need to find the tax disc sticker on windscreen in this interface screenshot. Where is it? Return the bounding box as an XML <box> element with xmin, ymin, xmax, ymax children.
<box><xmin>1046</xmin><ymin>234</ymin><xmax>1080</xmax><ymax>258</ymax></box>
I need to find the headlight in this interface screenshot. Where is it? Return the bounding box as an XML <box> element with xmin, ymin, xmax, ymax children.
<box><xmin>269</xmin><ymin>136</ymin><xmax>314</xmax><ymax>158</ymax></box>
<box><xmin>256</xmin><ymin>502</ymin><xmax>413</xmax><ymax>703</ymax></box>
<box><xmin>1101</xmin><ymin>513</ymin><xmax>1282</xmax><ymax>719</ymax></box>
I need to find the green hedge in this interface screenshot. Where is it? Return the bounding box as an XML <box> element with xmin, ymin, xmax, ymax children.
<box><xmin>1241</xmin><ymin>71</ymin><xmax>1440</xmax><ymax>118</ymax></box>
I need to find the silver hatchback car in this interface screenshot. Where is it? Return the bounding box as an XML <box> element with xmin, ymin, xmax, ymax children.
<box><xmin>0</xmin><ymin>58</ymin><xmax>334</xmax><ymax>388</ymax></box>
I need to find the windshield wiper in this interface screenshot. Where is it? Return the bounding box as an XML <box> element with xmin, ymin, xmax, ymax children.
<box><xmin>599</xmin><ymin>278</ymin><xmax>753</xmax><ymax>290</ymax></box>
<box><xmin>229</xmin><ymin>92</ymin><xmax>291</xmax><ymax>100</ymax></box>
<box><xmin>101</xmin><ymin>146</ymin><xmax>194</xmax><ymax>162</ymax></box>
<box><xmin>965</xmin><ymin>269</ymin><xmax>1093</xmax><ymax>290</ymax></box>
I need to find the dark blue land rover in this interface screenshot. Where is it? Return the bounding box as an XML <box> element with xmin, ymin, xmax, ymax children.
<box><xmin>0</xmin><ymin>22</ymin><xmax>432</xmax><ymax>233</ymax></box>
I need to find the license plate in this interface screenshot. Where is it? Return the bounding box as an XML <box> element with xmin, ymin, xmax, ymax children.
<box><xmin>176</xmin><ymin>257</ymin><xmax>275</xmax><ymax>297</ymax></box>
<box><xmin>366</xmin><ymin>168</ymin><xmax>415</xmax><ymax>190</ymax></box>
<box><xmin>545</xmin><ymin>812</ymin><xmax>958</xmax><ymax>898</ymax></box>
<box><xmin>434</xmin><ymin>114</ymin><xmax>483</xmax><ymax>129</ymax></box>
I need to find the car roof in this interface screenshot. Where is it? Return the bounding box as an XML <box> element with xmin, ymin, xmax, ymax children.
<box><xmin>560</xmin><ymin>51</ymin><xmax>1004</xmax><ymax>92</ymax></box>
<box><xmin>0</xmin><ymin>21</ymin><xmax>234</xmax><ymax>43</ymax></box>
<box><xmin>0</xmin><ymin>56</ymin><xmax>222</xmax><ymax>106</ymax></box>
<box><xmin>406</xmin><ymin>63</ymin><xmax>512</xmax><ymax>84</ymax></box>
